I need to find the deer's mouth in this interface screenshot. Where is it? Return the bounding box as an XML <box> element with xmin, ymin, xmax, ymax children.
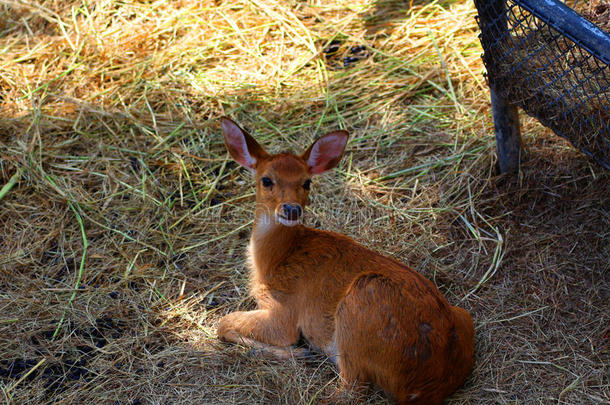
<box><xmin>276</xmin><ymin>214</ymin><xmax>300</xmax><ymax>227</ymax></box>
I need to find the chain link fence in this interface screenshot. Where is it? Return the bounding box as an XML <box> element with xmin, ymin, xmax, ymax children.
<box><xmin>474</xmin><ymin>0</ymin><xmax>610</xmax><ymax>170</ymax></box>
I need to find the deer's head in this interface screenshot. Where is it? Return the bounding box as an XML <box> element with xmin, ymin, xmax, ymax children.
<box><xmin>221</xmin><ymin>117</ymin><xmax>348</xmax><ymax>227</ymax></box>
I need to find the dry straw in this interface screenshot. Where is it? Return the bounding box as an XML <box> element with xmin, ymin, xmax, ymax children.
<box><xmin>0</xmin><ymin>0</ymin><xmax>608</xmax><ymax>404</ymax></box>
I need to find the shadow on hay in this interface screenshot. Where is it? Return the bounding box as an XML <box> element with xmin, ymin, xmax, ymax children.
<box><xmin>360</xmin><ymin>0</ymin><xmax>427</xmax><ymax>36</ymax></box>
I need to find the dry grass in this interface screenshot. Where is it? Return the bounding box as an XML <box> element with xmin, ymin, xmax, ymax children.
<box><xmin>0</xmin><ymin>0</ymin><xmax>608</xmax><ymax>404</ymax></box>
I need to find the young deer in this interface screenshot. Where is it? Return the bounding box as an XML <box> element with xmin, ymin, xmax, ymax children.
<box><xmin>217</xmin><ymin>117</ymin><xmax>475</xmax><ymax>405</ymax></box>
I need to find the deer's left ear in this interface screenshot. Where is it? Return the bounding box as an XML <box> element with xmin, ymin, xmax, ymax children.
<box><xmin>301</xmin><ymin>130</ymin><xmax>349</xmax><ymax>175</ymax></box>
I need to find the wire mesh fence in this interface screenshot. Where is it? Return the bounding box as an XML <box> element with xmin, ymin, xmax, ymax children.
<box><xmin>474</xmin><ymin>0</ymin><xmax>610</xmax><ymax>170</ymax></box>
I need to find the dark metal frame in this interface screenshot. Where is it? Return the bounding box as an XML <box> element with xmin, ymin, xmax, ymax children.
<box><xmin>474</xmin><ymin>0</ymin><xmax>610</xmax><ymax>172</ymax></box>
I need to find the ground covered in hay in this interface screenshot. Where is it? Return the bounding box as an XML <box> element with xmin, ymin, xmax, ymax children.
<box><xmin>0</xmin><ymin>1</ymin><xmax>608</xmax><ymax>404</ymax></box>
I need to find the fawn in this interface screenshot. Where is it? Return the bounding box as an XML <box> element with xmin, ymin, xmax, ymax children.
<box><xmin>217</xmin><ymin>117</ymin><xmax>475</xmax><ymax>405</ymax></box>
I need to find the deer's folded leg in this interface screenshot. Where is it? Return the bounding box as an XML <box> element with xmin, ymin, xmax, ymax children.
<box><xmin>218</xmin><ymin>308</ymin><xmax>299</xmax><ymax>349</ymax></box>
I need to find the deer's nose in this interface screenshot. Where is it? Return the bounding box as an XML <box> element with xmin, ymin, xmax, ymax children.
<box><xmin>282</xmin><ymin>204</ymin><xmax>302</xmax><ymax>221</ymax></box>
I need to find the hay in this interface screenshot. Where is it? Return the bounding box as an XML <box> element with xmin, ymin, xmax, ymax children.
<box><xmin>0</xmin><ymin>0</ymin><xmax>608</xmax><ymax>404</ymax></box>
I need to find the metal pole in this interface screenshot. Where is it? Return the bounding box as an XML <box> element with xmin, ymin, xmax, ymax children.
<box><xmin>474</xmin><ymin>0</ymin><xmax>522</xmax><ymax>173</ymax></box>
<box><xmin>490</xmin><ymin>89</ymin><xmax>521</xmax><ymax>173</ymax></box>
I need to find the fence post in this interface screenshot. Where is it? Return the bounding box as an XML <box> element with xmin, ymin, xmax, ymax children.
<box><xmin>490</xmin><ymin>89</ymin><xmax>521</xmax><ymax>173</ymax></box>
<box><xmin>475</xmin><ymin>0</ymin><xmax>522</xmax><ymax>173</ymax></box>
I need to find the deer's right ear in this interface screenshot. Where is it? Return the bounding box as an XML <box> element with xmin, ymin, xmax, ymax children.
<box><xmin>221</xmin><ymin>117</ymin><xmax>268</xmax><ymax>170</ymax></box>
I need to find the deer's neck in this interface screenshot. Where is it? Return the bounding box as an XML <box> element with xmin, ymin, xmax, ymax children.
<box><xmin>248</xmin><ymin>212</ymin><xmax>300</xmax><ymax>282</ymax></box>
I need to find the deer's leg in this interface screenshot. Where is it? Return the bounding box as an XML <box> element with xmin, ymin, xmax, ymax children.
<box><xmin>217</xmin><ymin>308</ymin><xmax>304</xmax><ymax>359</ymax></box>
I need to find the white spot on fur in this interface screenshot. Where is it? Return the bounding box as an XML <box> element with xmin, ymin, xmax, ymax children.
<box><xmin>246</xmin><ymin>239</ymin><xmax>255</xmax><ymax>271</ymax></box>
<box><xmin>407</xmin><ymin>392</ymin><xmax>420</xmax><ymax>400</ymax></box>
<box><xmin>277</xmin><ymin>215</ymin><xmax>299</xmax><ymax>227</ymax></box>
<box><xmin>326</xmin><ymin>338</ymin><xmax>339</xmax><ymax>365</ymax></box>
<box><xmin>254</xmin><ymin>213</ymin><xmax>274</xmax><ymax>236</ymax></box>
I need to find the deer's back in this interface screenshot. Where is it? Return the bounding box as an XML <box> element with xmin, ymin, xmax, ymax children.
<box><xmin>267</xmin><ymin>228</ymin><xmax>457</xmax><ymax>349</ymax></box>
<box><xmin>285</xmin><ymin>227</ymin><xmax>452</xmax><ymax>309</ymax></box>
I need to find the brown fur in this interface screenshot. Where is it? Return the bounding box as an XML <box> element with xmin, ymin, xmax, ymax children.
<box><xmin>217</xmin><ymin>117</ymin><xmax>475</xmax><ymax>404</ymax></box>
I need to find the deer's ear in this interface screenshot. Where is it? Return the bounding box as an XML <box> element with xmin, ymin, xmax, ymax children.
<box><xmin>301</xmin><ymin>130</ymin><xmax>348</xmax><ymax>175</ymax></box>
<box><xmin>221</xmin><ymin>117</ymin><xmax>268</xmax><ymax>170</ymax></box>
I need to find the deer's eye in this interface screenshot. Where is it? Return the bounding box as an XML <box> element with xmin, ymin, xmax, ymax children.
<box><xmin>303</xmin><ymin>179</ymin><xmax>311</xmax><ymax>191</ymax></box>
<box><xmin>261</xmin><ymin>177</ymin><xmax>273</xmax><ymax>188</ymax></box>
